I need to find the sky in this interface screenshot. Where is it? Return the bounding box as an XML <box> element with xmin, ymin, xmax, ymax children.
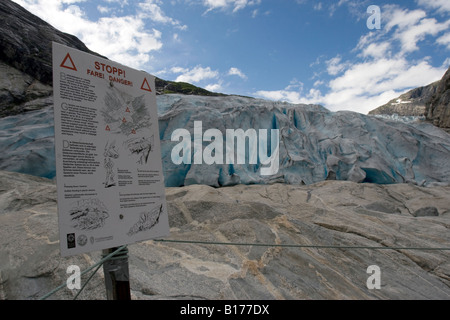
<box><xmin>11</xmin><ymin>0</ymin><xmax>450</xmax><ymax>114</ymax></box>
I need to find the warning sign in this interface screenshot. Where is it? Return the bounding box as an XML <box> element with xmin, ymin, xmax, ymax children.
<box><xmin>60</xmin><ymin>53</ymin><xmax>77</xmax><ymax>71</ymax></box>
<box><xmin>52</xmin><ymin>42</ymin><xmax>169</xmax><ymax>257</ymax></box>
<box><xmin>141</xmin><ymin>78</ymin><xmax>152</xmax><ymax>92</ymax></box>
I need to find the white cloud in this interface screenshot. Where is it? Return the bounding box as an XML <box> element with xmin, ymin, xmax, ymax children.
<box><xmin>437</xmin><ymin>32</ymin><xmax>450</xmax><ymax>50</ymax></box>
<box><xmin>256</xmin><ymin>55</ymin><xmax>447</xmax><ymax>114</ymax></box>
<box><xmin>443</xmin><ymin>58</ymin><xmax>450</xmax><ymax>68</ymax></box>
<box><xmin>254</xmin><ymin>3</ymin><xmax>449</xmax><ymax>114</ymax></box>
<box><xmin>396</xmin><ymin>18</ymin><xmax>450</xmax><ymax>53</ymax></box>
<box><xmin>154</xmin><ymin>68</ymin><xmax>168</xmax><ymax>77</ymax></box>
<box><xmin>202</xmin><ymin>0</ymin><xmax>261</xmax><ymax>13</ymax></box>
<box><xmin>322</xmin><ymin>58</ymin><xmax>446</xmax><ymax>113</ymax></box>
<box><xmin>255</xmin><ymin>89</ymin><xmax>303</xmax><ymax>104</ymax></box>
<box><xmin>326</xmin><ymin>56</ymin><xmax>347</xmax><ymax>76</ymax></box>
<box><xmin>11</xmin><ymin>0</ymin><xmax>180</xmax><ymax>69</ymax></box>
<box><xmin>97</xmin><ymin>5</ymin><xmax>110</xmax><ymax>14</ymax></box>
<box><xmin>384</xmin><ymin>7</ymin><xmax>426</xmax><ymax>32</ymax></box>
<box><xmin>172</xmin><ymin>65</ymin><xmax>219</xmax><ymax>83</ymax></box>
<box><xmin>228</xmin><ymin>67</ymin><xmax>247</xmax><ymax>80</ymax></box>
<box><xmin>383</xmin><ymin>6</ymin><xmax>450</xmax><ymax>54</ymax></box>
<box><xmin>256</xmin><ymin>54</ymin><xmax>447</xmax><ymax>114</ymax></box>
<box><xmin>170</xmin><ymin>66</ymin><xmax>189</xmax><ymax>73</ymax></box>
<box><xmin>138</xmin><ymin>0</ymin><xmax>187</xmax><ymax>30</ymax></box>
<box><xmin>417</xmin><ymin>0</ymin><xmax>450</xmax><ymax>13</ymax></box>
<box><xmin>255</xmin><ymin>78</ymin><xmax>307</xmax><ymax>105</ymax></box>
<box><xmin>81</xmin><ymin>16</ymin><xmax>163</xmax><ymax>69</ymax></box>
<box><xmin>314</xmin><ymin>80</ymin><xmax>324</xmax><ymax>87</ymax></box>
<box><xmin>104</xmin><ymin>0</ymin><xmax>129</xmax><ymax>4</ymax></box>
<box><xmin>328</xmin><ymin>58</ymin><xmax>405</xmax><ymax>93</ymax></box>
<box><xmin>285</xmin><ymin>78</ymin><xmax>303</xmax><ymax>91</ymax></box>
<box><xmin>205</xmin><ymin>82</ymin><xmax>223</xmax><ymax>92</ymax></box>
<box><xmin>360</xmin><ymin>42</ymin><xmax>391</xmax><ymax>59</ymax></box>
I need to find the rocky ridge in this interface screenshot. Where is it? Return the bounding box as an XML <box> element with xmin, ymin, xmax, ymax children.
<box><xmin>369</xmin><ymin>65</ymin><xmax>450</xmax><ymax>133</ymax></box>
<box><xmin>0</xmin><ymin>0</ymin><xmax>104</xmax><ymax>117</ymax></box>
<box><xmin>0</xmin><ymin>0</ymin><xmax>104</xmax><ymax>86</ymax></box>
<box><xmin>426</xmin><ymin>67</ymin><xmax>450</xmax><ymax>132</ymax></box>
<box><xmin>369</xmin><ymin>81</ymin><xmax>439</xmax><ymax>117</ymax></box>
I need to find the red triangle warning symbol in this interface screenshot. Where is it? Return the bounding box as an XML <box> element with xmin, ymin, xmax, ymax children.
<box><xmin>60</xmin><ymin>53</ymin><xmax>77</xmax><ymax>71</ymax></box>
<box><xmin>122</xmin><ymin>117</ymin><xmax>127</xmax><ymax>123</ymax></box>
<box><xmin>140</xmin><ymin>78</ymin><xmax>152</xmax><ymax>92</ymax></box>
<box><xmin>105</xmin><ymin>125</ymin><xmax>111</xmax><ymax>131</ymax></box>
<box><xmin>125</xmin><ymin>107</ymin><xmax>131</xmax><ymax>113</ymax></box>
<box><xmin>131</xmin><ymin>129</ymin><xmax>136</xmax><ymax>134</ymax></box>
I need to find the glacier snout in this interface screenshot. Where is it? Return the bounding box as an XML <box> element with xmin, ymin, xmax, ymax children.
<box><xmin>158</xmin><ymin>95</ymin><xmax>450</xmax><ymax>187</ymax></box>
<box><xmin>1</xmin><ymin>94</ymin><xmax>450</xmax><ymax>188</ymax></box>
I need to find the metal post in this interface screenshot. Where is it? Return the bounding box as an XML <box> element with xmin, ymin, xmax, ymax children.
<box><xmin>102</xmin><ymin>246</ymin><xmax>131</xmax><ymax>300</ymax></box>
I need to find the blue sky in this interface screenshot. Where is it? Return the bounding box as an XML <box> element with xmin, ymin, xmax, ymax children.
<box><xmin>12</xmin><ymin>0</ymin><xmax>450</xmax><ymax>114</ymax></box>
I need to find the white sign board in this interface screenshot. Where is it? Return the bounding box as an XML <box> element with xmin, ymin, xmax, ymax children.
<box><xmin>52</xmin><ymin>42</ymin><xmax>169</xmax><ymax>257</ymax></box>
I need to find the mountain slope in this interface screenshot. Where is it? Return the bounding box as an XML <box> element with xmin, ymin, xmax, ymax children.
<box><xmin>0</xmin><ymin>0</ymin><xmax>105</xmax><ymax>86</ymax></box>
<box><xmin>368</xmin><ymin>65</ymin><xmax>450</xmax><ymax>133</ymax></box>
<box><xmin>426</xmin><ymin>67</ymin><xmax>450</xmax><ymax>132</ymax></box>
<box><xmin>0</xmin><ymin>0</ymin><xmax>222</xmax><ymax>118</ymax></box>
<box><xmin>369</xmin><ymin>81</ymin><xmax>439</xmax><ymax>117</ymax></box>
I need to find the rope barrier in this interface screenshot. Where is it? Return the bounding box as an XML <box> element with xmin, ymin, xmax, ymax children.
<box><xmin>38</xmin><ymin>238</ymin><xmax>450</xmax><ymax>300</ymax></box>
<box><xmin>39</xmin><ymin>245</ymin><xmax>127</xmax><ymax>300</ymax></box>
<box><xmin>73</xmin><ymin>263</ymin><xmax>103</xmax><ymax>300</ymax></box>
<box><xmin>154</xmin><ymin>239</ymin><xmax>450</xmax><ymax>251</ymax></box>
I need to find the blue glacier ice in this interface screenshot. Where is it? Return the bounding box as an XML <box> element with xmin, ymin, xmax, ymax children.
<box><xmin>1</xmin><ymin>93</ymin><xmax>450</xmax><ymax>187</ymax></box>
<box><xmin>0</xmin><ymin>106</ymin><xmax>55</xmax><ymax>178</ymax></box>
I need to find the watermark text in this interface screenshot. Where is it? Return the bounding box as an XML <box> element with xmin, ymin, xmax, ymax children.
<box><xmin>171</xmin><ymin>121</ymin><xmax>280</xmax><ymax>176</ymax></box>
<box><xmin>66</xmin><ymin>265</ymin><xmax>81</xmax><ymax>290</ymax></box>
<box><xmin>366</xmin><ymin>265</ymin><xmax>381</xmax><ymax>289</ymax></box>
<box><xmin>367</xmin><ymin>5</ymin><xmax>381</xmax><ymax>30</ymax></box>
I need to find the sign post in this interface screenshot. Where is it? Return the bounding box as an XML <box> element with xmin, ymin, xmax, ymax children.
<box><xmin>52</xmin><ymin>42</ymin><xmax>169</xmax><ymax>299</ymax></box>
<box><xmin>102</xmin><ymin>247</ymin><xmax>131</xmax><ymax>300</ymax></box>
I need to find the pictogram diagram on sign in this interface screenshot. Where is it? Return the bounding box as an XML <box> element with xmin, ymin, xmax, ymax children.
<box><xmin>101</xmin><ymin>85</ymin><xmax>152</xmax><ymax>136</ymax></box>
<box><xmin>127</xmin><ymin>203</ymin><xmax>164</xmax><ymax>236</ymax></box>
<box><xmin>123</xmin><ymin>135</ymin><xmax>154</xmax><ymax>165</ymax></box>
<box><xmin>69</xmin><ymin>198</ymin><xmax>110</xmax><ymax>231</ymax></box>
<box><xmin>104</xmin><ymin>140</ymin><xmax>119</xmax><ymax>188</ymax></box>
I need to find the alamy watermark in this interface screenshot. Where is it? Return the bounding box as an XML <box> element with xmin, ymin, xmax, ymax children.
<box><xmin>366</xmin><ymin>265</ymin><xmax>381</xmax><ymax>290</ymax></box>
<box><xmin>67</xmin><ymin>265</ymin><xmax>81</xmax><ymax>290</ymax></box>
<box><xmin>367</xmin><ymin>5</ymin><xmax>381</xmax><ymax>30</ymax></box>
<box><xmin>171</xmin><ymin>121</ymin><xmax>280</xmax><ymax>176</ymax></box>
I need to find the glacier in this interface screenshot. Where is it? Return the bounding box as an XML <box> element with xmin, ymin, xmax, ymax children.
<box><xmin>0</xmin><ymin>106</ymin><xmax>55</xmax><ymax>178</ymax></box>
<box><xmin>1</xmin><ymin>93</ymin><xmax>450</xmax><ymax>187</ymax></box>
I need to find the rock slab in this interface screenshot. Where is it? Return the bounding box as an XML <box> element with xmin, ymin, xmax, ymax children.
<box><xmin>1</xmin><ymin>171</ymin><xmax>449</xmax><ymax>300</ymax></box>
